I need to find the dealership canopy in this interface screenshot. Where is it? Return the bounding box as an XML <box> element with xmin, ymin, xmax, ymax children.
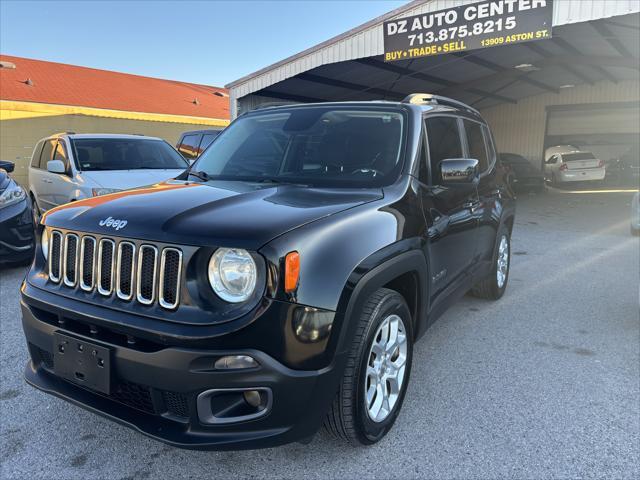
<box><xmin>226</xmin><ymin>0</ymin><xmax>639</xmax><ymax>117</ymax></box>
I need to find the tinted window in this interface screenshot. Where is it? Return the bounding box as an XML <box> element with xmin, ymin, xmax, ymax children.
<box><xmin>199</xmin><ymin>133</ymin><xmax>218</xmax><ymax>153</ymax></box>
<box><xmin>546</xmin><ymin>155</ymin><xmax>558</xmax><ymax>165</ymax></box>
<box><xmin>71</xmin><ymin>138</ymin><xmax>188</xmax><ymax>171</ymax></box>
<box><xmin>39</xmin><ymin>140</ymin><xmax>56</xmax><ymax>169</ymax></box>
<box><xmin>53</xmin><ymin>141</ymin><xmax>71</xmax><ymax>172</ymax></box>
<box><xmin>178</xmin><ymin>134</ymin><xmax>201</xmax><ymax>160</ymax></box>
<box><xmin>563</xmin><ymin>152</ymin><xmax>596</xmax><ymax>161</ymax></box>
<box><xmin>482</xmin><ymin>124</ymin><xmax>496</xmax><ymax>168</ymax></box>
<box><xmin>194</xmin><ymin>107</ymin><xmax>405</xmax><ymax>187</ymax></box>
<box><xmin>31</xmin><ymin>141</ymin><xmax>44</xmax><ymax>168</ymax></box>
<box><xmin>464</xmin><ymin>120</ymin><xmax>488</xmax><ymax>172</ymax></box>
<box><xmin>425</xmin><ymin>116</ymin><xmax>462</xmax><ymax>184</ymax></box>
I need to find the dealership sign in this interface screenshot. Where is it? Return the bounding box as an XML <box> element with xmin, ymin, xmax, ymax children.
<box><xmin>383</xmin><ymin>0</ymin><xmax>553</xmax><ymax>61</ymax></box>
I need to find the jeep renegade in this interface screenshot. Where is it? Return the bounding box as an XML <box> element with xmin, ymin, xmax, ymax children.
<box><xmin>21</xmin><ymin>94</ymin><xmax>515</xmax><ymax>449</ymax></box>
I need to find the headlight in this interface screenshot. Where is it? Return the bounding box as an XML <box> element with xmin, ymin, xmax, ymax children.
<box><xmin>92</xmin><ymin>188</ymin><xmax>122</xmax><ymax>197</ymax></box>
<box><xmin>41</xmin><ymin>229</ymin><xmax>49</xmax><ymax>260</ymax></box>
<box><xmin>0</xmin><ymin>183</ymin><xmax>26</xmax><ymax>209</ymax></box>
<box><xmin>208</xmin><ymin>248</ymin><xmax>257</xmax><ymax>303</ymax></box>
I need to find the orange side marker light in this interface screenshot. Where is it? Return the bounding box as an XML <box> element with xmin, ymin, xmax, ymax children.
<box><xmin>285</xmin><ymin>251</ymin><xmax>300</xmax><ymax>292</ymax></box>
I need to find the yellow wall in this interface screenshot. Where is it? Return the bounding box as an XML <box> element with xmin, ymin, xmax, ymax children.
<box><xmin>0</xmin><ymin>101</ymin><xmax>229</xmax><ymax>186</ymax></box>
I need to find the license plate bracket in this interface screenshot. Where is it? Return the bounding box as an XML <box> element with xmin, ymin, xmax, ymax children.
<box><xmin>53</xmin><ymin>332</ymin><xmax>112</xmax><ymax>395</ymax></box>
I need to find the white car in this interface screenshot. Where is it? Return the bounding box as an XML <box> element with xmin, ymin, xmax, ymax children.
<box><xmin>543</xmin><ymin>147</ymin><xmax>605</xmax><ymax>184</ymax></box>
<box><xmin>28</xmin><ymin>133</ymin><xmax>189</xmax><ymax>221</ymax></box>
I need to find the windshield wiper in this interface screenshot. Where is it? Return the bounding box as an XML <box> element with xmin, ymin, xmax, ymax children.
<box><xmin>188</xmin><ymin>170</ymin><xmax>210</xmax><ymax>182</ymax></box>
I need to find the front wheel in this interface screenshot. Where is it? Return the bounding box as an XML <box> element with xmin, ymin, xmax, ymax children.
<box><xmin>324</xmin><ymin>288</ymin><xmax>413</xmax><ymax>445</ymax></box>
<box><xmin>472</xmin><ymin>226</ymin><xmax>511</xmax><ymax>300</ymax></box>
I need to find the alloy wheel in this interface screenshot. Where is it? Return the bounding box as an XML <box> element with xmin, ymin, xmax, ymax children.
<box><xmin>364</xmin><ymin>314</ymin><xmax>408</xmax><ymax>423</ymax></box>
<box><xmin>496</xmin><ymin>234</ymin><xmax>509</xmax><ymax>288</ymax></box>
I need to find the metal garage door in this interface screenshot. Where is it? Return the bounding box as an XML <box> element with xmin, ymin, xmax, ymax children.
<box><xmin>545</xmin><ymin>102</ymin><xmax>640</xmax><ymax>161</ymax></box>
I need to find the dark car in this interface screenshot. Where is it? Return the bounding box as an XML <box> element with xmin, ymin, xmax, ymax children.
<box><xmin>499</xmin><ymin>153</ymin><xmax>545</xmax><ymax>192</ymax></box>
<box><xmin>21</xmin><ymin>94</ymin><xmax>515</xmax><ymax>450</ymax></box>
<box><xmin>176</xmin><ymin>129</ymin><xmax>222</xmax><ymax>161</ymax></box>
<box><xmin>0</xmin><ymin>160</ymin><xmax>35</xmax><ymax>266</ymax></box>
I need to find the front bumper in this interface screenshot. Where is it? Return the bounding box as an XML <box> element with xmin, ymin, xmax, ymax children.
<box><xmin>21</xmin><ymin>284</ymin><xmax>343</xmax><ymax>450</ymax></box>
<box><xmin>0</xmin><ymin>199</ymin><xmax>34</xmax><ymax>264</ymax></box>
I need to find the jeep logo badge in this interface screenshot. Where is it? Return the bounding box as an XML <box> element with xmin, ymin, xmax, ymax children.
<box><xmin>99</xmin><ymin>216</ymin><xmax>128</xmax><ymax>231</ymax></box>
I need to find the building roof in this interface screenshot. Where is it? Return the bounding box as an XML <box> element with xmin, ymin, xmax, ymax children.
<box><xmin>226</xmin><ymin>0</ymin><xmax>640</xmax><ymax>102</ymax></box>
<box><xmin>0</xmin><ymin>54</ymin><xmax>229</xmax><ymax>120</ymax></box>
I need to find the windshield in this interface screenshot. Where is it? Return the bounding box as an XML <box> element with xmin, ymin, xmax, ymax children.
<box><xmin>71</xmin><ymin>138</ymin><xmax>188</xmax><ymax>171</ymax></box>
<box><xmin>191</xmin><ymin>106</ymin><xmax>406</xmax><ymax>187</ymax></box>
<box><xmin>563</xmin><ymin>152</ymin><xmax>596</xmax><ymax>161</ymax></box>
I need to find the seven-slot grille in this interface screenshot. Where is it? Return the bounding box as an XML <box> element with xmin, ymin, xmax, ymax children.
<box><xmin>48</xmin><ymin>230</ymin><xmax>182</xmax><ymax>309</ymax></box>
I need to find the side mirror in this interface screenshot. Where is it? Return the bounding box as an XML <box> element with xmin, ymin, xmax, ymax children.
<box><xmin>47</xmin><ymin>160</ymin><xmax>66</xmax><ymax>174</ymax></box>
<box><xmin>440</xmin><ymin>158</ymin><xmax>479</xmax><ymax>184</ymax></box>
<box><xmin>0</xmin><ymin>160</ymin><xmax>15</xmax><ymax>173</ymax></box>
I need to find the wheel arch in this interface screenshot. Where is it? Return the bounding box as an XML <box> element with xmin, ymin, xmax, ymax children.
<box><xmin>503</xmin><ymin>214</ymin><xmax>515</xmax><ymax>235</ymax></box>
<box><xmin>330</xmin><ymin>247</ymin><xmax>429</xmax><ymax>357</ymax></box>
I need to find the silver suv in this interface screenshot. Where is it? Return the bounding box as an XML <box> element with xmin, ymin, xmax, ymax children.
<box><xmin>28</xmin><ymin>133</ymin><xmax>189</xmax><ymax>221</ymax></box>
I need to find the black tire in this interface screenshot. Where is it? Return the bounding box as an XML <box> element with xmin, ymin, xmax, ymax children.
<box><xmin>324</xmin><ymin>288</ymin><xmax>413</xmax><ymax>445</ymax></box>
<box><xmin>472</xmin><ymin>225</ymin><xmax>511</xmax><ymax>300</ymax></box>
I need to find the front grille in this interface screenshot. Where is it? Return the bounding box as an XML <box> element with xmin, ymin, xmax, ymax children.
<box><xmin>30</xmin><ymin>343</ymin><xmax>54</xmax><ymax>369</ymax></box>
<box><xmin>29</xmin><ymin>342</ymin><xmax>189</xmax><ymax>418</ymax></box>
<box><xmin>63</xmin><ymin>234</ymin><xmax>79</xmax><ymax>286</ymax></box>
<box><xmin>47</xmin><ymin>229</ymin><xmax>182</xmax><ymax>310</ymax></box>
<box><xmin>80</xmin><ymin>237</ymin><xmax>96</xmax><ymax>291</ymax></box>
<box><xmin>111</xmin><ymin>381</ymin><xmax>155</xmax><ymax>414</ymax></box>
<box><xmin>49</xmin><ymin>231</ymin><xmax>62</xmax><ymax>282</ymax></box>
<box><xmin>162</xmin><ymin>390</ymin><xmax>190</xmax><ymax>418</ymax></box>
<box><xmin>159</xmin><ymin>248</ymin><xmax>182</xmax><ymax>309</ymax></box>
<box><xmin>137</xmin><ymin>246</ymin><xmax>157</xmax><ymax>304</ymax></box>
<box><xmin>116</xmin><ymin>242</ymin><xmax>135</xmax><ymax>300</ymax></box>
<box><xmin>98</xmin><ymin>239</ymin><xmax>115</xmax><ymax>295</ymax></box>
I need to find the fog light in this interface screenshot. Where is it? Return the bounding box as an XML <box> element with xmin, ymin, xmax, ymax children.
<box><xmin>214</xmin><ymin>355</ymin><xmax>258</xmax><ymax>370</ymax></box>
<box><xmin>243</xmin><ymin>390</ymin><xmax>262</xmax><ymax>408</ymax></box>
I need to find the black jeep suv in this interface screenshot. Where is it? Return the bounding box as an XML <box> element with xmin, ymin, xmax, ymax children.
<box><xmin>21</xmin><ymin>94</ymin><xmax>515</xmax><ymax>450</ymax></box>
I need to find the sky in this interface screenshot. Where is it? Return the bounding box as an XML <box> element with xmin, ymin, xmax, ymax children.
<box><xmin>0</xmin><ymin>0</ymin><xmax>407</xmax><ymax>87</ymax></box>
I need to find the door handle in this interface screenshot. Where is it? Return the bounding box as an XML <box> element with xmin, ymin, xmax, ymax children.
<box><xmin>42</xmin><ymin>178</ymin><xmax>53</xmax><ymax>183</ymax></box>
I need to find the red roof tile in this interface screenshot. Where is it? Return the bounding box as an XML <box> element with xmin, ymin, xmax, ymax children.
<box><xmin>0</xmin><ymin>55</ymin><xmax>229</xmax><ymax>120</ymax></box>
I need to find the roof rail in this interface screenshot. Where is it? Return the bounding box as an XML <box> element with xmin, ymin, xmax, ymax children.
<box><xmin>51</xmin><ymin>131</ymin><xmax>76</xmax><ymax>136</ymax></box>
<box><xmin>251</xmin><ymin>102</ymin><xmax>299</xmax><ymax>111</ymax></box>
<box><xmin>402</xmin><ymin>93</ymin><xmax>480</xmax><ymax>115</ymax></box>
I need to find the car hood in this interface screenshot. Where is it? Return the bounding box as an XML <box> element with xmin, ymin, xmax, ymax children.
<box><xmin>79</xmin><ymin>169</ymin><xmax>186</xmax><ymax>189</ymax></box>
<box><xmin>42</xmin><ymin>180</ymin><xmax>383</xmax><ymax>248</ymax></box>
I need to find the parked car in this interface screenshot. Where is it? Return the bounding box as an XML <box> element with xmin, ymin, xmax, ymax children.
<box><xmin>543</xmin><ymin>147</ymin><xmax>605</xmax><ymax>185</ymax></box>
<box><xmin>499</xmin><ymin>153</ymin><xmax>545</xmax><ymax>193</ymax></box>
<box><xmin>176</xmin><ymin>129</ymin><xmax>222</xmax><ymax>161</ymax></box>
<box><xmin>21</xmin><ymin>94</ymin><xmax>515</xmax><ymax>449</ymax></box>
<box><xmin>544</xmin><ymin>144</ymin><xmax>580</xmax><ymax>162</ymax></box>
<box><xmin>606</xmin><ymin>144</ymin><xmax>640</xmax><ymax>186</ymax></box>
<box><xmin>0</xmin><ymin>160</ymin><xmax>34</xmax><ymax>266</ymax></box>
<box><xmin>28</xmin><ymin>133</ymin><xmax>189</xmax><ymax>223</ymax></box>
<box><xmin>631</xmin><ymin>192</ymin><xmax>640</xmax><ymax>236</ymax></box>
